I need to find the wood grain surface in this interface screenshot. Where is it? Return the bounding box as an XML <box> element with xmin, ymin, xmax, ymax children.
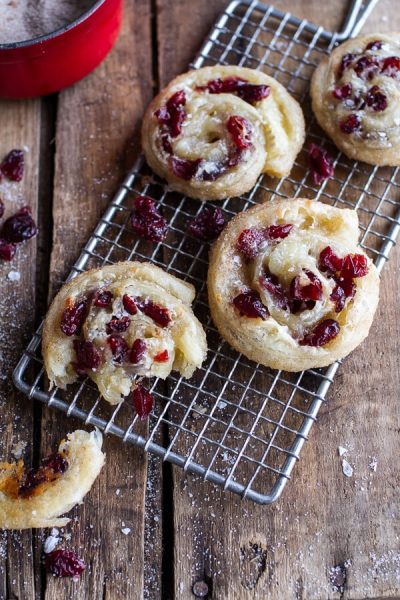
<box><xmin>0</xmin><ymin>1</ymin><xmax>399</xmax><ymax>599</ymax></box>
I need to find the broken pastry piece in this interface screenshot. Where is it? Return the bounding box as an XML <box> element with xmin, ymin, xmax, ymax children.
<box><xmin>42</xmin><ymin>261</ymin><xmax>207</xmax><ymax>405</ymax></box>
<box><xmin>208</xmin><ymin>198</ymin><xmax>380</xmax><ymax>372</ymax></box>
<box><xmin>0</xmin><ymin>430</ymin><xmax>105</xmax><ymax>529</ymax></box>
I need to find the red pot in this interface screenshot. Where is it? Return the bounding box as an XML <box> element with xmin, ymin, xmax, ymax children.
<box><xmin>0</xmin><ymin>0</ymin><xmax>122</xmax><ymax>99</ymax></box>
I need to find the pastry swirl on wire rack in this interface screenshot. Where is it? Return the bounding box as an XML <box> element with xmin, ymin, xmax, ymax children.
<box><xmin>43</xmin><ymin>262</ymin><xmax>207</xmax><ymax>405</ymax></box>
<box><xmin>311</xmin><ymin>33</ymin><xmax>400</xmax><ymax>165</ymax></box>
<box><xmin>208</xmin><ymin>199</ymin><xmax>380</xmax><ymax>372</ymax></box>
<box><xmin>142</xmin><ymin>66</ymin><xmax>305</xmax><ymax>200</ymax></box>
<box><xmin>0</xmin><ymin>430</ymin><xmax>104</xmax><ymax>529</ymax></box>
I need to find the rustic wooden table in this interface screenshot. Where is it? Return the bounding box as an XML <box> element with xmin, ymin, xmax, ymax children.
<box><xmin>1</xmin><ymin>0</ymin><xmax>399</xmax><ymax>598</ymax></box>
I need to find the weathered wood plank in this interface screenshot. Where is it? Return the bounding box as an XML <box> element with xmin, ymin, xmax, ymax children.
<box><xmin>41</xmin><ymin>1</ymin><xmax>157</xmax><ymax>599</ymax></box>
<box><xmin>163</xmin><ymin>1</ymin><xmax>400</xmax><ymax>599</ymax></box>
<box><xmin>0</xmin><ymin>98</ymin><xmax>42</xmax><ymax>599</ymax></box>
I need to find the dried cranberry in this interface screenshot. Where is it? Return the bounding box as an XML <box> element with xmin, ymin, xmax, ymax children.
<box><xmin>131</xmin><ymin>383</ymin><xmax>154</xmax><ymax>419</ymax></box>
<box><xmin>137</xmin><ymin>298</ymin><xmax>171</xmax><ymax>327</ymax></box>
<box><xmin>354</xmin><ymin>55</ymin><xmax>379</xmax><ymax>80</ymax></box>
<box><xmin>130</xmin><ymin>339</ymin><xmax>147</xmax><ymax>364</ymax></box>
<box><xmin>366</xmin><ymin>40</ymin><xmax>383</xmax><ymax>51</ymax></box>
<box><xmin>338</xmin><ymin>53</ymin><xmax>356</xmax><ymax>77</ymax></box>
<box><xmin>131</xmin><ymin>196</ymin><xmax>167</xmax><ymax>243</ymax></box>
<box><xmin>2</xmin><ymin>206</ymin><xmax>37</xmax><ymax>243</ymax></box>
<box><xmin>94</xmin><ymin>290</ymin><xmax>113</xmax><ymax>308</ymax></box>
<box><xmin>365</xmin><ymin>85</ymin><xmax>387</xmax><ymax>112</ymax></box>
<box><xmin>187</xmin><ymin>207</ymin><xmax>225</xmax><ymax>241</ymax></box>
<box><xmin>161</xmin><ymin>133</ymin><xmax>173</xmax><ymax>154</ymax></box>
<box><xmin>330</xmin><ymin>284</ymin><xmax>347</xmax><ymax>313</ymax></box>
<box><xmin>227</xmin><ymin>115</ymin><xmax>252</xmax><ymax>150</ymax></box>
<box><xmin>106</xmin><ymin>316</ymin><xmax>130</xmax><ymax>334</ymax></box>
<box><xmin>154</xmin><ymin>349</ymin><xmax>169</xmax><ymax>362</ymax></box>
<box><xmin>123</xmin><ymin>294</ymin><xmax>138</xmax><ymax>315</ymax></box>
<box><xmin>342</xmin><ymin>253</ymin><xmax>368</xmax><ymax>277</ymax></box>
<box><xmin>45</xmin><ymin>549</ymin><xmax>86</xmax><ymax>578</ymax></box>
<box><xmin>60</xmin><ymin>297</ymin><xmax>88</xmax><ymax>336</ymax></box>
<box><xmin>381</xmin><ymin>56</ymin><xmax>400</xmax><ymax>77</ymax></box>
<box><xmin>0</xmin><ymin>238</ymin><xmax>16</xmax><ymax>261</ymax></box>
<box><xmin>265</xmin><ymin>224</ymin><xmax>293</xmax><ymax>240</ymax></box>
<box><xmin>259</xmin><ymin>272</ymin><xmax>290</xmax><ymax>310</ymax></box>
<box><xmin>107</xmin><ymin>334</ymin><xmax>129</xmax><ymax>363</ymax></box>
<box><xmin>336</xmin><ymin>270</ymin><xmax>356</xmax><ymax>298</ymax></box>
<box><xmin>290</xmin><ymin>269</ymin><xmax>323</xmax><ymax>302</ymax></box>
<box><xmin>299</xmin><ymin>319</ymin><xmax>340</xmax><ymax>347</ymax></box>
<box><xmin>198</xmin><ymin>76</ymin><xmax>245</xmax><ymax>94</ymax></box>
<box><xmin>198</xmin><ymin>76</ymin><xmax>270</xmax><ymax>105</ymax></box>
<box><xmin>237</xmin><ymin>83</ymin><xmax>270</xmax><ymax>104</ymax></box>
<box><xmin>232</xmin><ymin>290</ymin><xmax>268</xmax><ymax>319</ymax></box>
<box><xmin>19</xmin><ymin>451</ymin><xmax>68</xmax><ymax>497</ymax></box>
<box><xmin>41</xmin><ymin>451</ymin><xmax>68</xmax><ymax>474</ymax></box>
<box><xmin>0</xmin><ymin>149</ymin><xmax>24</xmax><ymax>182</ymax></box>
<box><xmin>0</xmin><ymin>199</ymin><xmax>4</xmax><ymax>219</ymax></box>
<box><xmin>236</xmin><ymin>228</ymin><xmax>266</xmax><ymax>261</ymax></box>
<box><xmin>171</xmin><ymin>157</ymin><xmax>201</xmax><ymax>180</ymax></box>
<box><xmin>332</xmin><ymin>83</ymin><xmax>352</xmax><ymax>100</ymax></box>
<box><xmin>155</xmin><ymin>90</ymin><xmax>186</xmax><ymax>138</ymax></box>
<box><xmin>308</xmin><ymin>144</ymin><xmax>334</xmax><ymax>185</ymax></box>
<box><xmin>339</xmin><ymin>114</ymin><xmax>361</xmax><ymax>134</ymax></box>
<box><xmin>319</xmin><ymin>246</ymin><xmax>343</xmax><ymax>273</ymax></box>
<box><xmin>73</xmin><ymin>339</ymin><xmax>101</xmax><ymax>371</ymax></box>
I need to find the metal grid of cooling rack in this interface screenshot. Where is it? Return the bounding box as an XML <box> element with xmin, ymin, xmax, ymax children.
<box><xmin>13</xmin><ymin>0</ymin><xmax>399</xmax><ymax>504</ymax></box>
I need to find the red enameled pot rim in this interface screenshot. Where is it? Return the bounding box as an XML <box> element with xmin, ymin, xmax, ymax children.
<box><xmin>0</xmin><ymin>0</ymin><xmax>107</xmax><ymax>50</ymax></box>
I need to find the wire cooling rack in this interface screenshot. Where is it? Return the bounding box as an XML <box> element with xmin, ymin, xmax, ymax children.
<box><xmin>14</xmin><ymin>0</ymin><xmax>398</xmax><ymax>504</ymax></box>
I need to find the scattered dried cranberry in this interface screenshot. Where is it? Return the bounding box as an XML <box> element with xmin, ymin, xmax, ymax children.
<box><xmin>0</xmin><ymin>238</ymin><xmax>16</xmax><ymax>261</ymax></box>
<box><xmin>266</xmin><ymin>223</ymin><xmax>293</xmax><ymax>240</ymax></box>
<box><xmin>2</xmin><ymin>206</ymin><xmax>37</xmax><ymax>243</ymax></box>
<box><xmin>60</xmin><ymin>297</ymin><xmax>88</xmax><ymax>336</ymax></box>
<box><xmin>0</xmin><ymin>199</ymin><xmax>4</xmax><ymax>219</ymax></box>
<box><xmin>155</xmin><ymin>90</ymin><xmax>187</xmax><ymax>138</ymax></box>
<box><xmin>339</xmin><ymin>114</ymin><xmax>361</xmax><ymax>134</ymax></box>
<box><xmin>0</xmin><ymin>149</ymin><xmax>24</xmax><ymax>182</ymax></box>
<box><xmin>232</xmin><ymin>290</ymin><xmax>268</xmax><ymax>319</ymax></box>
<box><xmin>123</xmin><ymin>294</ymin><xmax>138</xmax><ymax>315</ymax></box>
<box><xmin>106</xmin><ymin>316</ymin><xmax>130</xmax><ymax>334</ymax></box>
<box><xmin>332</xmin><ymin>83</ymin><xmax>352</xmax><ymax>100</ymax></box>
<box><xmin>319</xmin><ymin>246</ymin><xmax>344</xmax><ymax>273</ymax></box>
<box><xmin>154</xmin><ymin>349</ymin><xmax>169</xmax><ymax>362</ymax></box>
<box><xmin>107</xmin><ymin>334</ymin><xmax>129</xmax><ymax>363</ymax></box>
<box><xmin>299</xmin><ymin>319</ymin><xmax>340</xmax><ymax>347</ymax></box>
<box><xmin>342</xmin><ymin>253</ymin><xmax>368</xmax><ymax>277</ymax></box>
<box><xmin>131</xmin><ymin>383</ymin><xmax>154</xmax><ymax>420</ymax></box>
<box><xmin>227</xmin><ymin>115</ymin><xmax>252</xmax><ymax>150</ymax></box>
<box><xmin>338</xmin><ymin>53</ymin><xmax>356</xmax><ymax>77</ymax></box>
<box><xmin>94</xmin><ymin>290</ymin><xmax>113</xmax><ymax>308</ymax></box>
<box><xmin>259</xmin><ymin>272</ymin><xmax>290</xmax><ymax>310</ymax></box>
<box><xmin>73</xmin><ymin>340</ymin><xmax>101</xmax><ymax>372</ymax></box>
<box><xmin>290</xmin><ymin>269</ymin><xmax>323</xmax><ymax>302</ymax></box>
<box><xmin>136</xmin><ymin>298</ymin><xmax>171</xmax><ymax>328</ymax></box>
<box><xmin>354</xmin><ymin>55</ymin><xmax>379</xmax><ymax>80</ymax></box>
<box><xmin>131</xmin><ymin>196</ymin><xmax>167</xmax><ymax>242</ymax></box>
<box><xmin>236</xmin><ymin>228</ymin><xmax>266</xmax><ymax>261</ymax></box>
<box><xmin>308</xmin><ymin>144</ymin><xmax>334</xmax><ymax>185</ymax></box>
<box><xmin>381</xmin><ymin>56</ymin><xmax>400</xmax><ymax>77</ymax></box>
<box><xmin>365</xmin><ymin>40</ymin><xmax>383</xmax><ymax>51</ymax></box>
<box><xmin>198</xmin><ymin>76</ymin><xmax>270</xmax><ymax>105</ymax></box>
<box><xmin>335</xmin><ymin>270</ymin><xmax>356</xmax><ymax>298</ymax></box>
<box><xmin>365</xmin><ymin>85</ymin><xmax>387</xmax><ymax>112</ymax></box>
<box><xmin>130</xmin><ymin>339</ymin><xmax>147</xmax><ymax>364</ymax></box>
<box><xmin>330</xmin><ymin>284</ymin><xmax>347</xmax><ymax>313</ymax></box>
<box><xmin>171</xmin><ymin>156</ymin><xmax>201</xmax><ymax>180</ymax></box>
<box><xmin>187</xmin><ymin>207</ymin><xmax>225</xmax><ymax>241</ymax></box>
<box><xmin>45</xmin><ymin>549</ymin><xmax>86</xmax><ymax>578</ymax></box>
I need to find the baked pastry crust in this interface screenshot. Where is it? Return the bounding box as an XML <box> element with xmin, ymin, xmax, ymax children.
<box><xmin>0</xmin><ymin>430</ymin><xmax>105</xmax><ymax>529</ymax></box>
<box><xmin>43</xmin><ymin>261</ymin><xmax>207</xmax><ymax>405</ymax></box>
<box><xmin>208</xmin><ymin>198</ymin><xmax>380</xmax><ymax>372</ymax></box>
<box><xmin>142</xmin><ymin>66</ymin><xmax>305</xmax><ymax>200</ymax></box>
<box><xmin>311</xmin><ymin>33</ymin><xmax>400</xmax><ymax>165</ymax></box>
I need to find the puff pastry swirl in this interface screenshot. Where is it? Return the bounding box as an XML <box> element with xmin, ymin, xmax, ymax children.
<box><xmin>208</xmin><ymin>199</ymin><xmax>380</xmax><ymax>372</ymax></box>
<box><xmin>142</xmin><ymin>66</ymin><xmax>305</xmax><ymax>200</ymax></box>
<box><xmin>311</xmin><ymin>33</ymin><xmax>400</xmax><ymax>165</ymax></box>
<box><xmin>43</xmin><ymin>262</ymin><xmax>207</xmax><ymax>405</ymax></box>
<box><xmin>0</xmin><ymin>430</ymin><xmax>104</xmax><ymax>529</ymax></box>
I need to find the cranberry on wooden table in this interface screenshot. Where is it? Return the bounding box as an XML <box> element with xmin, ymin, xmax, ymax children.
<box><xmin>2</xmin><ymin>206</ymin><xmax>37</xmax><ymax>243</ymax></box>
<box><xmin>45</xmin><ymin>549</ymin><xmax>86</xmax><ymax>578</ymax></box>
<box><xmin>0</xmin><ymin>149</ymin><xmax>24</xmax><ymax>182</ymax></box>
